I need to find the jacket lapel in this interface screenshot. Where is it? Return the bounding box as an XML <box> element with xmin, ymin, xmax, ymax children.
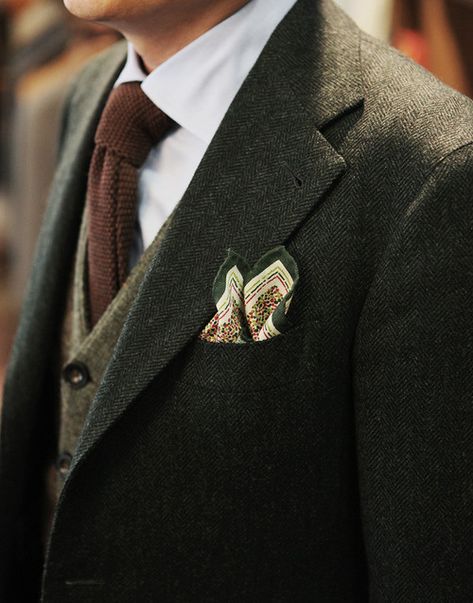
<box><xmin>71</xmin><ymin>0</ymin><xmax>364</xmax><ymax>470</ymax></box>
<box><xmin>1</xmin><ymin>43</ymin><xmax>127</xmax><ymax>464</ymax></box>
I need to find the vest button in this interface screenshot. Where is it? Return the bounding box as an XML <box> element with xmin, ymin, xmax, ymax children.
<box><xmin>63</xmin><ymin>361</ymin><xmax>89</xmax><ymax>389</ymax></box>
<box><xmin>56</xmin><ymin>452</ymin><xmax>73</xmax><ymax>480</ymax></box>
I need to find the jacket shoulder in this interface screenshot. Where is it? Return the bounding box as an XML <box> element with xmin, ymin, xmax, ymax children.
<box><xmin>358</xmin><ymin>31</ymin><xmax>473</xmax><ymax>173</ymax></box>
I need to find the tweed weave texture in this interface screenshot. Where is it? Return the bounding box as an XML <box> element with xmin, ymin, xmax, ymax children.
<box><xmin>87</xmin><ymin>82</ymin><xmax>173</xmax><ymax>326</ymax></box>
<box><xmin>2</xmin><ymin>0</ymin><xmax>473</xmax><ymax>601</ymax></box>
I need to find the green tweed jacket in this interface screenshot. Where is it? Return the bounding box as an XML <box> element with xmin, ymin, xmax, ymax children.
<box><xmin>1</xmin><ymin>0</ymin><xmax>473</xmax><ymax>600</ymax></box>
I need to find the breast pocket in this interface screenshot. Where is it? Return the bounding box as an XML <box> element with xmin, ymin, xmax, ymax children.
<box><xmin>178</xmin><ymin>322</ymin><xmax>318</xmax><ymax>393</ymax></box>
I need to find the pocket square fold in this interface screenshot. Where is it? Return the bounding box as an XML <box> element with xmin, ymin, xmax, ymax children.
<box><xmin>199</xmin><ymin>245</ymin><xmax>299</xmax><ymax>344</ymax></box>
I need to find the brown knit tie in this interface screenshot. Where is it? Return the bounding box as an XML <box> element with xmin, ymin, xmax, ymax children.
<box><xmin>86</xmin><ymin>82</ymin><xmax>173</xmax><ymax>327</ymax></box>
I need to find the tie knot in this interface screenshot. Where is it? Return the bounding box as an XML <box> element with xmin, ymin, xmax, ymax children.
<box><xmin>95</xmin><ymin>82</ymin><xmax>174</xmax><ymax>167</ymax></box>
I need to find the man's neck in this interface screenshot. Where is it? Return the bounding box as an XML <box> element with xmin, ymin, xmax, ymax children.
<box><xmin>117</xmin><ymin>0</ymin><xmax>250</xmax><ymax>72</ymax></box>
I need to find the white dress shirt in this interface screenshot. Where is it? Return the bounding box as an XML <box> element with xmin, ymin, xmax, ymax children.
<box><xmin>113</xmin><ymin>0</ymin><xmax>298</xmax><ymax>266</ymax></box>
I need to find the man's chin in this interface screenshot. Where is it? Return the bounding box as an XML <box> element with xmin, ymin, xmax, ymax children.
<box><xmin>63</xmin><ymin>0</ymin><xmax>114</xmax><ymax>22</ymax></box>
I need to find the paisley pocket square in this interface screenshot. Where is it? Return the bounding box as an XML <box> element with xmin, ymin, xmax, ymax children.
<box><xmin>199</xmin><ymin>245</ymin><xmax>299</xmax><ymax>343</ymax></box>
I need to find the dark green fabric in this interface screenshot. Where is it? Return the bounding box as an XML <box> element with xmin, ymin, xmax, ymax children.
<box><xmin>1</xmin><ymin>0</ymin><xmax>473</xmax><ymax>600</ymax></box>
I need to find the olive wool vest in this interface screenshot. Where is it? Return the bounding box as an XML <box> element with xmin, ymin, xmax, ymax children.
<box><xmin>49</xmin><ymin>206</ymin><xmax>173</xmax><ymax>504</ymax></box>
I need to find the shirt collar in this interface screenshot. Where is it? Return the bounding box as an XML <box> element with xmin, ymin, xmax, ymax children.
<box><xmin>113</xmin><ymin>0</ymin><xmax>298</xmax><ymax>144</ymax></box>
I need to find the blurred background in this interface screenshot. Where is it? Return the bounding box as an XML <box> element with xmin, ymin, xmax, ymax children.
<box><xmin>0</xmin><ymin>0</ymin><xmax>472</xmax><ymax>395</ymax></box>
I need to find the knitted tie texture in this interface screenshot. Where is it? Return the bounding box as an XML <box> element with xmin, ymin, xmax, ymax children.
<box><xmin>87</xmin><ymin>82</ymin><xmax>173</xmax><ymax>327</ymax></box>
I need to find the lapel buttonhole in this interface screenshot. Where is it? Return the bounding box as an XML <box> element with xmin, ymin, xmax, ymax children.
<box><xmin>281</xmin><ymin>160</ymin><xmax>303</xmax><ymax>189</ymax></box>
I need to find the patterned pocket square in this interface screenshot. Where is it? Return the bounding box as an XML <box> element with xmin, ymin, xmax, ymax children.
<box><xmin>199</xmin><ymin>245</ymin><xmax>299</xmax><ymax>343</ymax></box>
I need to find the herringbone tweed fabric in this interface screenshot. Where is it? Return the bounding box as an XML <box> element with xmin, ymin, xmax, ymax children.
<box><xmin>87</xmin><ymin>82</ymin><xmax>172</xmax><ymax>326</ymax></box>
<box><xmin>1</xmin><ymin>0</ymin><xmax>473</xmax><ymax>601</ymax></box>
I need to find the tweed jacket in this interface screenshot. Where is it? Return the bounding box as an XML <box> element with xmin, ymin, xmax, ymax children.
<box><xmin>2</xmin><ymin>0</ymin><xmax>473</xmax><ymax>601</ymax></box>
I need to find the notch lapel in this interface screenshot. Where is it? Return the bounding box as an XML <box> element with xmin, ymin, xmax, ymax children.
<box><xmin>70</xmin><ymin>0</ymin><xmax>364</xmax><ymax>472</ymax></box>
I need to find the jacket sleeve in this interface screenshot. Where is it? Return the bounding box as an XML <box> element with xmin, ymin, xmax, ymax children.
<box><xmin>353</xmin><ymin>143</ymin><xmax>473</xmax><ymax>601</ymax></box>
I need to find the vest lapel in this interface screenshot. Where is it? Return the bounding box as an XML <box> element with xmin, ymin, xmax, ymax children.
<box><xmin>70</xmin><ymin>0</ymin><xmax>364</xmax><ymax>472</ymax></box>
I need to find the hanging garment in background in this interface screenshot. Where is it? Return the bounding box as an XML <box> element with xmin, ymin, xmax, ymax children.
<box><xmin>445</xmin><ymin>0</ymin><xmax>473</xmax><ymax>95</ymax></box>
<box><xmin>7</xmin><ymin>0</ymin><xmax>68</xmax><ymax>80</ymax></box>
<box><xmin>391</xmin><ymin>0</ymin><xmax>472</xmax><ymax>98</ymax></box>
<box><xmin>2</xmin><ymin>0</ymin><xmax>69</xmax><ymax>183</ymax></box>
<box><xmin>0</xmin><ymin>3</ymin><xmax>8</xmax><ymax>184</ymax></box>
